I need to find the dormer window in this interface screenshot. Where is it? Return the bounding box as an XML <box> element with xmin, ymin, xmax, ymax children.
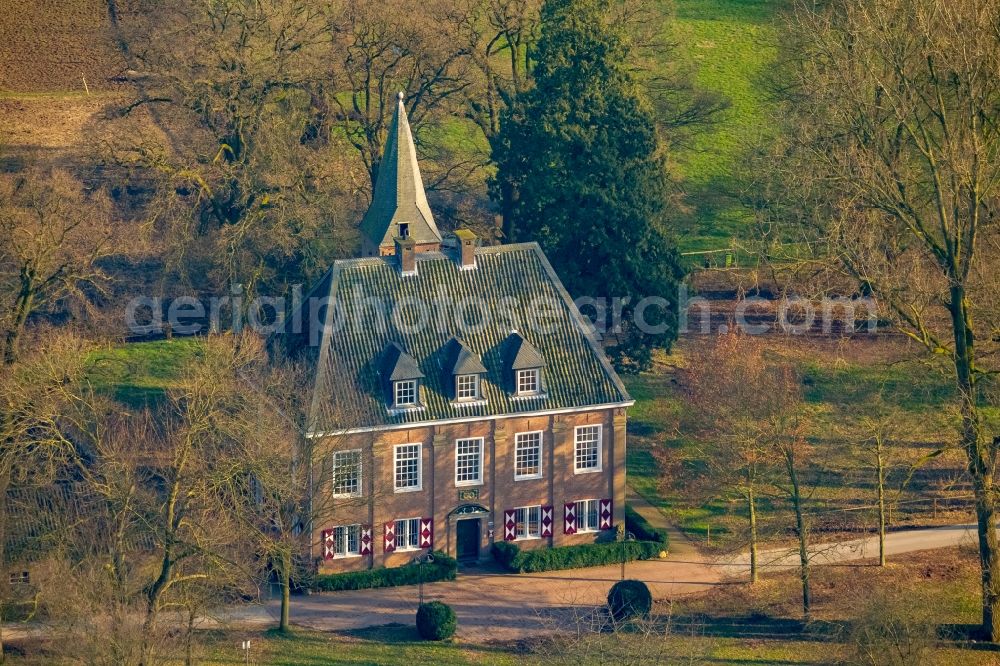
<box><xmin>398</xmin><ymin>222</ymin><xmax>410</xmax><ymax>239</ymax></box>
<box><xmin>456</xmin><ymin>373</ymin><xmax>480</xmax><ymax>401</ymax></box>
<box><xmin>516</xmin><ymin>368</ymin><xmax>540</xmax><ymax>395</ymax></box>
<box><xmin>503</xmin><ymin>331</ymin><xmax>546</xmax><ymax>399</ymax></box>
<box><xmin>394</xmin><ymin>379</ymin><xmax>418</xmax><ymax>407</ymax></box>
<box><xmin>380</xmin><ymin>342</ymin><xmax>424</xmax><ymax>412</ymax></box>
<box><xmin>442</xmin><ymin>337</ymin><xmax>487</xmax><ymax>405</ymax></box>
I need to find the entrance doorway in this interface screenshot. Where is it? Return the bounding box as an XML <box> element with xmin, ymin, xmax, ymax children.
<box><xmin>456</xmin><ymin>518</ymin><xmax>481</xmax><ymax>561</ymax></box>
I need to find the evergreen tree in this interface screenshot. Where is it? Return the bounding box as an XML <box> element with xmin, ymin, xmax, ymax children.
<box><xmin>492</xmin><ymin>0</ymin><xmax>683</xmax><ymax>372</ymax></box>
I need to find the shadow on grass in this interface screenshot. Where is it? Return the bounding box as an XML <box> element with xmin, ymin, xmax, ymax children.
<box><xmin>347</xmin><ymin>623</ymin><xmax>421</xmax><ymax>644</ymax></box>
<box><xmin>662</xmin><ymin>614</ymin><xmax>1000</xmax><ymax>652</ymax></box>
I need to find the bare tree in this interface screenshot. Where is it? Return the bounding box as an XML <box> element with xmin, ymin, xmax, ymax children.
<box><xmin>112</xmin><ymin>0</ymin><xmax>354</xmax><ymax>297</ymax></box>
<box><xmin>0</xmin><ymin>333</ymin><xmax>99</xmax><ymax>660</ymax></box>
<box><xmin>760</xmin><ymin>0</ymin><xmax>1000</xmax><ymax>638</ymax></box>
<box><xmin>322</xmin><ymin>0</ymin><xmax>475</xmax><ymax>189</ymax></box>
<box><xmin>0</xmin><ymin>171</ymin><xmax>119</xmax><ymax>365</ymax></box>
<box><xmin>681</xmin><ymin>332</ymin><xmax>786</xmax><ymax>583</ymax></box>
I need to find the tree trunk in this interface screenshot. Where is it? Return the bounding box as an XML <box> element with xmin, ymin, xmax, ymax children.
<box><xmin>949</xmin><ymin>288</ymin><xmax>999</xmax><ymax>641</ymax></box>
<box><xmin>2</xmin><ymin>274</ymin><xmax>34</xmax><ymax>366</ymax></box>
<box><xmin>748</xmin><ymin>488</ymin><xmax>759</xmax><ymax>584</ymax></box>
<box><xmin>499</xmin><ymin>178</ymin><xmax>518</xmax><ymax>242</ymax></box>
<box><xmin>0</xmin><ymin>468</ymin><xmax>9</xmax><ymax>661</ymax></box>
<box><xmin>787</xmin><ymin>450</ymin><xmax>810</xmax><ymax>621</ymax></box>
<box><xmin>876</xmin><ymin>437</ymin><xmax>886</xmax><ymax>567</ymax></box>
<box><xmin>184</xmin><ymin>607</ymin><xmax>195</xmax><ymax>666</ymax></box>
<box><xmin>278</xmin><ymin>549</ymin><xmax>291</xmax><ymax>634</ymax></box>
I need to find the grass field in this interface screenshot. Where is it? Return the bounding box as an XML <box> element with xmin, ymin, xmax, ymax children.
<box><xmin>623</xmin><ymin>336</ymin><xmax>976</xmax><ymax>544</ymax></box>
<box><xmin>85</xmin><ymin>337</ymin><xmax>203</xmax><ymax>406</ymax></box>
<box><xmin>667</xmin><ymin>0</ymin><xmax>782</xmax><ymax>252</ymax></box>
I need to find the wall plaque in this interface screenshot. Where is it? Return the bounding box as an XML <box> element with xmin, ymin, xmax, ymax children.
<box><xmin>458</xmin><ymin>488</ymin><xmax>480</xmax><ymax>501</ymax></box>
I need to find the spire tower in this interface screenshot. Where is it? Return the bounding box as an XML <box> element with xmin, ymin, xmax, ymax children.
<box><xmin>360</xmin><ymin>92</ymin><xmax>442</xmax><ymax>256</ymax></box>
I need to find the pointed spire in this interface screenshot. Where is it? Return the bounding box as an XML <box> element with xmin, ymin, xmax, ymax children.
<box><xmin>360</xmin><ymin>92</ymin><xmax>442</xmax><ymax>255</ymax></box>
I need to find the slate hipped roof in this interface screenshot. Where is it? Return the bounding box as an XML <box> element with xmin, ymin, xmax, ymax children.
<box><xmin>443</xmin><ymin>337</ymin><xmax>488</xmax><ymax>376</ymax></box>
<box><xmin>278</xmin><ymin>91</ymin><xmax>631</xmax><ymax>434</ymax></box>
<box><xmin>287</xmin><ymin>244</ymin><xmax>632</xmax><ymax>434</ymax></box>
<box><xmin>381</xmin><ymin>342</ymin><xmax>425</xmax><ymax>381</ymax></box>
<box><xmin>505</xmin><ymin>332</ymin><xmax>546</xmax><ymax>370</ymax></box>
<box><xmin>360</xmin><ymin>93</ymin><xmax>442</xmax><ymax>250</ymax></box>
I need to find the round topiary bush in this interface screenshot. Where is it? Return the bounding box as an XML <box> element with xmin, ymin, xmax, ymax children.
<box><xmin>607</xmin><ymin>579</ymin><xmax>652</xmax><ymax>622</ymax></box>
<box><xmin>415</xmin><ymin>601</ymin><xmax>457</xmax><ymax>640</ymax></box>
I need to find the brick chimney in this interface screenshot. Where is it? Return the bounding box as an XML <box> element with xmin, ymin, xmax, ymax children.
<box><xmin>395</xmin><ymin>236</ymin><xmax>417</xmax><ymax>275</ymax></box>
<box><xmin>454</xmin><ymin>229</ymin><xmax>477</xmax><ymax>270</ymax></box>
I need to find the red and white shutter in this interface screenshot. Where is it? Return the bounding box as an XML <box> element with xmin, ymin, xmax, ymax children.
<box><xmin>321</xmin><ymin>528</ymin><xmax>336</xmax><ymax>560</ymax></box>
<box><xmin>419</xmin><ymin>517</ymin><xmax>434</xmax><ymax>548</ymax></box>
<box><xmin>540</xmin><ymin>506</ymin><xmax>554</xmax><ymax>537</ymax></box>
<box><xmin>599</xmin><ymin>498</ymin><xmax>614</xmax><ymax>530</ymax></box>
<box><xmin>383</xmin><ymin>521</ymin><xmax>396</xmax><ymax>553</ymax></box>
<box><xmin>564</xmin><ymin>502</ymin><xmax>577</xmax><ymax>535</ymax></box>
<box><xmin>503</xmin><ymin>509</ymin><xmax>517</xmax><ymax>541</ymax></box>
<box><xmin>360</xmin><ymin>525</ymin><xmax>373</xmax><ymax>555</ymax></box>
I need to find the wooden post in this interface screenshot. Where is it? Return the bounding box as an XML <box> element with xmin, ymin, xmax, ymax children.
<box><xmin>706</xmin><ymin>524</ymin><xmax>711</xmax><ymax>545</ymax></box>
<box><xmin>82</xmin><ymin>75</ymin><xmax>90</xmax><ymax>95</ymax></box>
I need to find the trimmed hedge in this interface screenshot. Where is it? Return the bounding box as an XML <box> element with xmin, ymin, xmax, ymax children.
<box><xmin>624</xmin><ymin>505</ymin><xmax>669</xmax><ymax>545</ymax></box>
<box><xmin>608</xmin><ymin>579</ymin><xmax>653</xmax><ymax>621</ymax></box>
<box><xmin>492</xmin><ymin>540</ymin><xmax>662</xmax><ymax>573</ymax></box>
<box><xmin>416</xmin><ymin>601</ymin><xmax>457</xmax><ymax>640</ymax></box>
<box><xmin>311</xmin><ymin>551</ymin><xmax>457</xmax><ymax>592</ymax></box>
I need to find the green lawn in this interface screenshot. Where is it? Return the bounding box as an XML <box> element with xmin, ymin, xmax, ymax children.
<box><xmin>665</xmin><ymin>0</ymin><xmax>782</xmax><ymax>252</ymax></box>
<box><xmin>84</xmin><ymin>338</ymin><xmax>203</xmax><ymax>406</ymax></box>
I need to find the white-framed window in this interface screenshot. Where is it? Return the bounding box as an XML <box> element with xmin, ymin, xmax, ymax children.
<box><xmin>395</xmin><ymin>517</ymin><xmax>421</xmax><ymax>551</ymax></box>
<box><xmin>8</xmin><ymin>571</ymin><xmax>29</xmax><ymax>585</ymax></box>
<box><xmin>332</xmin><ymin>449</ymin><xmax>362</xmax><ymax>497</ymax></box>
<box><xmin>514</xmin><ymin>505</ymin><xmax>541</xmax><ymax>540</ymax></box>
<box><xmin>516</xmin><ymin>368</ymin><xmax>540</xmax><ymax>394</ymax></box>
<box><xmin>514</xmin><ymin>431</ymin><xmax>543</xmax><ymax>480</ymax></box>
<box><xmin>456</xmin><ymin>373</ymin><xmax>480</xmax><ymax>400</ymax></box>
<box><xmin>575</xmin><ymin>499</ymin><xmax>600</xmax><ymax>533</ymax></box>
<box><xmin>330</xmin><ymin>524</ymin><xmax>361</xmax><ymax>558</ymax></box>
<box><xmin>394</xmin><ymin>443</ymin><xmax>422</xmax><ymax>492</ymax></box>
<box><xmin>574</xmin><ymin>425</ymin><xmax>602</xmax><ymax>473</ymax></box>
<box><xmin>394</xmin><ymin>379</ymin><xmax>418</xmax><ymax>407</ymax></box>
<box><xmin>455</xmin><ymin>437</ymin><xmax>483</xmax><ymax>486</ymax></box>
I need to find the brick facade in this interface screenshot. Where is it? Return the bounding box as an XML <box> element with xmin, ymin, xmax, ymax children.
<box><xmin>313</xmin><ymin>406</ymin><xmax>627</xmax><ymax>572</ymax></box>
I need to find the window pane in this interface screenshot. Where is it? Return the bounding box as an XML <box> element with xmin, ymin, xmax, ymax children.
<box><xmin>514</xmin><ymin>432</ymin><xmax>542</xmax><ymax>478</ymax></box>
<box><xmin>395</xmin><ymin>380</ymin><xmax>417</xmax><ymax>406</ymax></box>
<box><xmin>333</xmin><ymin>450</ymin><xmax>361</xmax><ymax>495</ymax></box>
<box><xmin>517</xmin><ymin>369</ymin><xmax>539</xmax><ymax>394</ymax></box>
<box><xmin>456</xmin><ymin>374</ymin><xmax>479</xmax><ymax>400</ymax></box>
<box><xmin>514</xmin><ymin>505</ymin><xmax>541</xmax><ymax>539</ymax></box>
<box><xmin>395</xmin><ymin>444</ymin><xmax>421</xmax><ymax>490</ymax></box>
<box><xmin>408</xmin><ymin>518</ymin><xmax>420</xmax><ymax>548</ymax></box>
<box><xmin>455</xmin><ymin>438</ymin><xmax>481</xmax><ymax>484</ymax></box>
<box><xmin>395</xmin><ymin>519</ymin><xmax>406</xmax><ymax>548</ymax></box>
<box><xmin>575</xmin><ymin>426</ymin><xmax>601</xmax><ymax>471</ymax></box>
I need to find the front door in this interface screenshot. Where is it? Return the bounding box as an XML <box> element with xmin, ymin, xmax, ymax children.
<box><xmin>456</xmin><ymin>518</ymin><xmax>480</xmax><ymax>561</ymax></box>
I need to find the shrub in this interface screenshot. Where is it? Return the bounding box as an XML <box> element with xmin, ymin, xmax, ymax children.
<box><xmin>845</xmin><ymin>592</ymin><xmax>935</xmax><ymax>665</ymax></box>
<box><xmin>311</xmin><ymin>551</ymin><xmax>456</xmax><ymax>592</ymax></box>
<box><xmin>624</xmin><ymin>505</ymin><xmax>669</xmax><ymax>545</ymax></box>
<box><xmin>491</xmin><ymin>540</ymin><xmax>661</xmax><ymax>573</ymax></box>
<box><xmin>607</xmin><ymin>579</ymin><xmax>652</xmax><ymax>621</ymax></box>
<box><xmin>416</xmin><ymin>601</ymin><xmax>457</xmax><ymax>640</ymax></box>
